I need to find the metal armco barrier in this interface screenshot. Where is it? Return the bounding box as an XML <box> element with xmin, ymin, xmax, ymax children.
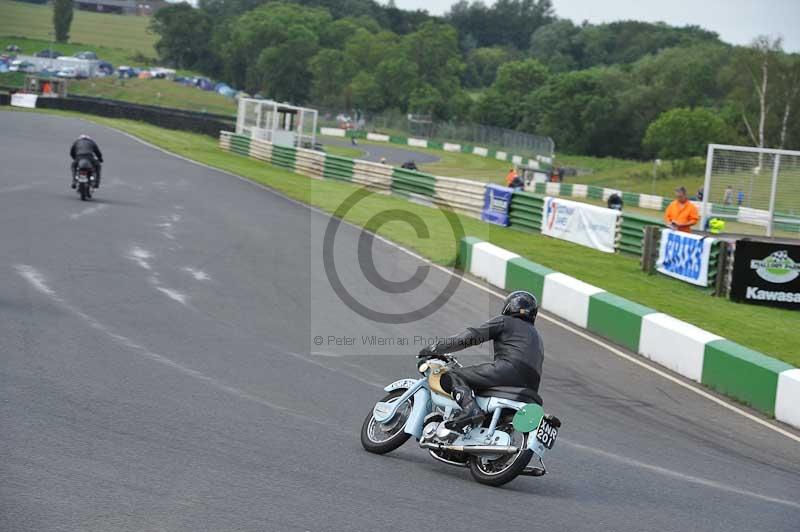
<box><xmin>620</xmin><ymin>212</ymin><xmax>661</xmax><ymax>256</ymax></box>
<box><xmin>35</xmin><ymin>95</ymin><xmax>235</xmax><ymax>137</ymax></box>
<box><xmin>508</xmin><ymin>192</ymin><xmax>544</xmax><ymax>232</ymax></box>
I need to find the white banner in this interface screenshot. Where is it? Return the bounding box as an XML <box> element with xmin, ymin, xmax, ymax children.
<box><xmin>541</xmin><ymin>197</ymin><xmax>620</xmax><ymax>253</ymax></box>
<box><xmin>319</xmin><ymin>127</ymin><xmax>346</xmax><ymax>137</ymax></box>
<box><xmin>657</xmin><ymin>229</ymin><xmax>716</xmax><ymax>286</ymax></box>
<box><xmin>11</xmin><ymin>93</ymin><xmax>38</xmax><ymax>108</ymax></box>
<box><xmin>366</xmin><ymin>132</ymin><xmax>390</xmax><ymax>142</ymax></box>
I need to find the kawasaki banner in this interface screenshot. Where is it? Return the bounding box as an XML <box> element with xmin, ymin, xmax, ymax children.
<box><xmin>657</xmin><ymin>229</ymin><xmax>716</xmax><ymax>286</ymax></box>
<box><xmin>730</xmin><ymin>240</ymin><xmax>800</xmax><ymax>309</ymax></box>
<box><xmin>541</xmin><ymin>197</ymin><xmax>619</xmax><ymax>253</ymax></box>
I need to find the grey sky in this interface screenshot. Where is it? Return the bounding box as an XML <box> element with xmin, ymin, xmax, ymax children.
<box><xmin>390</xmin><ymin>0</ymin><xmax>800</xmax><ymax>52</ymax></box>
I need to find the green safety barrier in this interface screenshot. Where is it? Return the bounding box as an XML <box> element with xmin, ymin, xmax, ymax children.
<box><xmin>619</xmin><ymin>212</ymin><xmax>660</xmax><ymax>256</ymax></box>
<box><xmin>587</xmin><ymin>185</ymin><xmax>603</xmax><ymax>200</ymax></box>
<box><xmin>560</xmin><ymin>183</ymin><xmax>573</xmax><ymax>197</ymax></box>
<box><xmin>391</xmin><ymin>168</ymin><xmax>436</xmax><ymax>197</ymax></box>
<box><xmin>622</xmin><ymin>191</ymin><xmax>640</xmax><ymax>205</ymax></box>
<box><xmin>533</xmin><ymin>182</ymin><xmax>546</xmax><ymax>194</ymax></box>
<box><xmin>271</xmin><ymin>145</ymin><xmax>297</xmax><ymax>171</ymax></box>
<box><xmin>428</xmin><ymin>140</ymin><xmax>444</xmax><ymax>150</ymax></box>
<box><xmin>322</xmin><ymin>154</ymin><xmax>355</xmax><ymax>182</ymax></box>
<box><xmin>229</xmin><ymin>134</ymin><xmax>251</xmax><ymax>157</ymax></box>
<box><xmin>508</xmin><ymin>191</ymin><xmax>544</xmax><ymax>232</ymax></box>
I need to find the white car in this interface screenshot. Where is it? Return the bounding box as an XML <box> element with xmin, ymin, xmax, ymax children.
<box><xmin>9</xmin><ymin>60</ymin><xmax>35</xmax><ymax>73</ymax></box>
<box><xmin>56</xmin><ymin>67</ymin><xmax>78</xmax><ymax>78</ymax></box>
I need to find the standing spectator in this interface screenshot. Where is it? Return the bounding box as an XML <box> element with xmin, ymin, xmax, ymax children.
<box><xmin>697</xmin><ymin>186</ymin><xmax>704</xmax><ymax>201</ymax></box>
<box><xmin>505</xmin><ymin>168</ymin><xmax>518</xmax><ymax>187</ymax></box>
<box><xmin>723</xmin><ymin>185</ymin><xmax>733</xmax><ymax>205</ymax></box>
<box><xmin>664</xmin><ymin>186</ymin><xmax>699</xmax><ymax>233</ymax></box>
<box><xmin>557</xmin><ymin>167</ymin><xmax>565</xmax><ymax>183</ymax></box>
<box><xmin>737</xmin><ymin>189</ymin><xmax>745</xmax><ymax>206</ymax></box>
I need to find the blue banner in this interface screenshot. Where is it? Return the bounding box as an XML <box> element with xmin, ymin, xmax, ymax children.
<box><xmin>481</xmin><ymin>184</ymin><xmax>513</xmax><ymax>227</ymax></box>
<box><xmin>657</xmin><ymin>229</ymin><xmax>715</xmax><ymax>286</ymax></box>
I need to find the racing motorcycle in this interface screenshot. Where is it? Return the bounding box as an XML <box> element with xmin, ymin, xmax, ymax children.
<box><xmin>360</xmin><ymin>354</ymin><xmax>561</xmax><ymax>486</ymax></box>
<box><xmin>73</xmin><ymin>159</ymin><xmax>96</xmax><ymax>201</ymax></box>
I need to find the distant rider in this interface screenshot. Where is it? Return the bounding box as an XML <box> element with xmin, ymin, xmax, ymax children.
<box><xmin>70</xmin><ymin>134</ymin><xmax>103</xmax><ymax>189</ymax></box>
<box><xmin>418</xmin><ymin>291</ymin><xmax>544</xmax><ymax>432</ymax></box>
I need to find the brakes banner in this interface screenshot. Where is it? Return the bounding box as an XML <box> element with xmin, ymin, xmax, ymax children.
<box><xmin>730</xmin><ymin>241</ymin><xmax>800</xmax><ymax>309</ymax></box>
<box><xmin>11</xmin><ymin>93</ymin><xmax>37</xmax><ymax>108</ymax></box>
<box><xmin>657</xmin><ymin>229</ymin><xmax>716</xmax><ymax>286</ymax></box>
<box><xmin>541</xmin><ymin>197</ymin><xmax>619</xmax><ymax>253</ymax></box>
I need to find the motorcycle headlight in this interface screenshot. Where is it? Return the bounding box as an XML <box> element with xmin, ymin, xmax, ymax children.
<box><xmin>418</xmin><ymin>362</ymin><xmax>429</xmax><ymax>374</ymax></box>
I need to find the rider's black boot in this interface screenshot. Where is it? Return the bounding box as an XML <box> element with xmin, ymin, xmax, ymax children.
<box><xmin>446</xmin><ymin>385</ymin><xmax>484</xmax><ymax>432</ymax></box>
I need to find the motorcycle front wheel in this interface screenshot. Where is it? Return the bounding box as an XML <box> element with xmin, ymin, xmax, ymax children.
<box><xmin>468</xmin><ymin>424</ymin><xmax>532</xmax><ymax>487</ymax></box>
<box><xmin>360</xmin><ymin>389</ymin><xmax>413</xmax><ymax>454</ymax></box>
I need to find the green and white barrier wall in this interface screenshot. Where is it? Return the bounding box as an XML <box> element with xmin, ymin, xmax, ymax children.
<box><xmin>458</xmin><ymin>237</ymin><xmax>800</xmax><ymax>429</ymax></box>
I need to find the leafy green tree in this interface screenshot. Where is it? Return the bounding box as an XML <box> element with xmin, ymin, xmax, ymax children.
<box><xmin>309</xmin><ymin>49</ymin><xmax>356</xmax><ymax>108</ymax></box>
<box><xmin>375</xmin><ymin>56</ymin><xmax>418</xmax><ymax>110</ymax></box>
<box><xmin>463</xmin><ymin>47</ymin><xmax>515</xmax><ymax>87</ymax></box>
<box><xmin>150</xmin><ymin>4</ymin><xmax>213</xmax><ymax>70</ymax></box>
<box><xmin>643</xmin><ymin>107</ymin><xmax>733</xmax><ymax>160</ymax></box>
<box><xmin>522</xmin><ymin>68</ymin><xmax>626</xmax><ymax>156</ymax></box>
<box><xmin>350</xmin><ymin>71</ymin><xmax>382</xmax><ymax>111</ymax></box>
<box><xmin>344</xmin><ymin>29</ymin><xmax>400</xmax><ymax>71</ymax></box>
<box><xmin>408</xmin><ymin>84</ymin><xmax>442</xmax><ymax>115</ymax></box>
<box><xmin>529</xmin><ymin>19</ymin><xmax>580</xmax><ymax>72</ymax></box>
<box><xmin>53</xmin><ymin>0</ymin><xmax>73</xmax><ymax>43</ymax></box>
<box><xmin>446</xmin><ymin>0</ymin><xmax>554</xmax><ymax>50</ymax></box>
<box><xmin>221</xmin><ymin>3</ymin><xmax>331</xmax><ymax>99</ymax></box>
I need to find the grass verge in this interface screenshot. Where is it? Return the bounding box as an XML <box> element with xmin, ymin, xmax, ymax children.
<box><xmin>0</xmin><ymin>0</ymin><xmax>156</xmax><ymax>56</ymax></box>
<box><xmin>6</xmin><ymin>107</ymin><xmax>798</xmax><ymax>366</ymax></box>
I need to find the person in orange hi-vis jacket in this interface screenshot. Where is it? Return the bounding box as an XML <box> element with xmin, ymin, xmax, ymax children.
<box><xmin>505</xmin><ymin>168</ymin><xmax>518</xmax><ymax>187</ymax></box>
<box><xmin>664</xmin><ymin>186</ymin><xmax>699</xmax><ymax>233</ymax></box>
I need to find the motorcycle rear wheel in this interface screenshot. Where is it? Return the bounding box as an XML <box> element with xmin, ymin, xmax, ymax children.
<box><xmin>79</xmin><ymin>182</ymin><xmax>90</xmax><ymax>201</ymax></box>
<box><xmin>468</xmin><ymin>426</ymin><xmax>532</xmax><ymax>487</ymax></box>
<box><xmin>360</xmin><ymin>389</ymin><xmax>413</xmax><ymax>455</ymax></box>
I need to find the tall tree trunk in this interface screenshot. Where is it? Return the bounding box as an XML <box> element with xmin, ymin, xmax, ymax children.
<box><xmin>780</xmin><ymin>100</ymin><xmax>791</xmax><ymax>149</ymax></box>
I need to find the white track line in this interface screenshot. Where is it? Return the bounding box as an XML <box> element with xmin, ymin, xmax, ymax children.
<box><xmin>15</xmin><ymin>264</ymin><xmax>341</xmax><ymax>432</ymax></box>
<box><xmin>88</xmin><ymin>120</ymin><xmax>800</xmax><ymax>444</ymax></box>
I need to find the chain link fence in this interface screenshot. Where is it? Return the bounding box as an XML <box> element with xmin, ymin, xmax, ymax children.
<box><xmin>315</xmin><ymin>107</ymin><xmax>554</xmax><ymax>158</ymax></box>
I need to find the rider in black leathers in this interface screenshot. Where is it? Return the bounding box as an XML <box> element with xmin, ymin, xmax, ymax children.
<box><xmin>418</xmin><ymin>291</ymin><xmax>543</xmax><ymax>432</ymax></box>
<box><xmin>70</xmin><ymin>134</ymin><xmax>103</xmax><ymax>189</ymax></box>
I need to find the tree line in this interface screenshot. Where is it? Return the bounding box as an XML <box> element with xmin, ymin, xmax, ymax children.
<box><xmin>149</xmin><ymin>0</ymin><xmax>800</xmax><ymax>159</ymax></box>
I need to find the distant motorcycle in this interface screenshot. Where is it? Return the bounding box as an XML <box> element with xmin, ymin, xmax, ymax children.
<box><xmin>74</xmin><ymin>158</ymin><xmax>96</xmax><ymax>201</ymax></box>
<box><xmin>360</xmin><ymin>354</ymin><xmax>561</xmax><ymax>486</ymax></box>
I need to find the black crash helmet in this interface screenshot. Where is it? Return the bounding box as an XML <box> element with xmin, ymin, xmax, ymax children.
<box><xmin>501</xmin><ymin>290</ymin><xmax>538</xmax><ymax>323</ymax></box>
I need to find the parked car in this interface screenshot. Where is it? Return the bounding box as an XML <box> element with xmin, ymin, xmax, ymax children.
<box><xmin>97</xmin><ymin>61</ymin><xmax>113</xmax><ymax>76</ymax></box>
<box><xmin>36</xmin><ymin>49</ymin><xmax>61</xmax><ymax>58</ymax></box>
<box><xmin>74</xmin><ymin>51</ymin><xmax>98</xmax><ymax>60</ymax></box>
<box><xmin>56</xmin><ymin>67</ymin><xmax>78</xmax><ymax>78</ymax></box>
<box><xmin>5</xmin><ymin>44</ymin><xmax>20</xmax><ymax>52</ymax></box>
<box><xmin>9</xmin><ymin>60</ymin><xmax>36</xmax><ymax>73</ymax></box>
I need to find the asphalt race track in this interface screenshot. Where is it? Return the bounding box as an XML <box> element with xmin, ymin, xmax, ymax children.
<box><xmin>2</xmin><ymin>111</ymin><xmax>799</xmax><ymax>532</ymax></box>
<box><xmin>321</xmin><ymin>137</ymin><xmax>440</xmax><ymax>166</ymax></box>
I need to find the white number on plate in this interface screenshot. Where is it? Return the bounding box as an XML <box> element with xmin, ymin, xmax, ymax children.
<box><xmin>536</xmin><ymin>419</ymin><xmax>558</xmax><ymax>449</ymax></box>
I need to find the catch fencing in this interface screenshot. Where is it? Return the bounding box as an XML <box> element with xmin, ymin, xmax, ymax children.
<box><xmin>218</xmin><ymin>130</ymin><xmax>724</xmax><ymax>283</ymax></box>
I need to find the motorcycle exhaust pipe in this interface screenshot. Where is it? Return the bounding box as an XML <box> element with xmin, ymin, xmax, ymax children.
<box><xmin>420</xmin><ymin>441</ymin><xmax>520</xmax><ymax>455</ymax></box>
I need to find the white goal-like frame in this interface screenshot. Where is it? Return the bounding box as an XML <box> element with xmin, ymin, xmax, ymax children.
<box><xmin>701</xmin><ymin>144</ymin><xmax>800</xmax><ymax>237</ymax></box>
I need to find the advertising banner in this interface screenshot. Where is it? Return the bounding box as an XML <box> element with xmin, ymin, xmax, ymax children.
<box><xmin>481</xmin><ymin>184</ymin><xmax>513</xmax><ymax>227</ymax></box>
<box><xmin>656</xmin><ymin>229</ymin><xmax>716</xmax><ymax>286</ymax></box>
<box><xmin>11</xmin><ymin>93</ymin><xmax>37</xmax><ymax>108</ymax></box>
<box><xmin>541</xmin><ymin>197</ymin><xmax>620</xmax><ymax>253</ymax></box>
<box><xmin>730</xmin><ymin>241</ymin><xmax>800</xmax><ymax>309</ymax></box>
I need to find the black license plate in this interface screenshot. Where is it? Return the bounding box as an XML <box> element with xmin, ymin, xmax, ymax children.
<box><xmin>535</xmin><ymin>418</ymin><xmax>558</xmax><ymax>449</ymax></box>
